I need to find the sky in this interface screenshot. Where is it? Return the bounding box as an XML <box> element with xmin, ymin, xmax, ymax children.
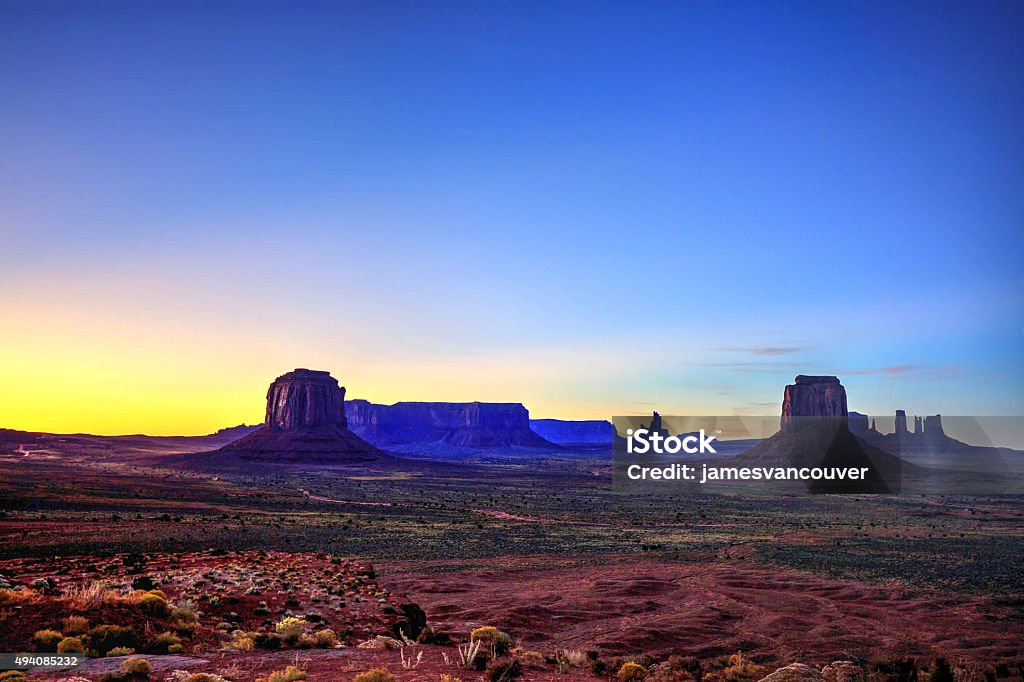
<box><xmin>1</xmin><ymin>1</ymin><xmax>1022</xmax><ymax>435</ymax></box>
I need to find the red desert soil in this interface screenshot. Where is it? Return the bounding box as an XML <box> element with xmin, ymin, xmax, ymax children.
<box><xmin>381</xmin><ymin>554</ymin><xmax>1023</xmax><ymax>667</ymax></box>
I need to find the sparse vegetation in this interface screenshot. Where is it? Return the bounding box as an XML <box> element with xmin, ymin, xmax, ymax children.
<box><xmin>256</xmin><ymin>666</ymin><xmax>307</xmax><ymax>682</ymax></box>
<box><xmin>352</xmin><ymin>668</ymin><xmax>396</xmax><ymax>682</ymax></box>
<box><xmin>619</xmin><ymin>662</ymin><xmax>649</xmax><ymax>682</ymax></box>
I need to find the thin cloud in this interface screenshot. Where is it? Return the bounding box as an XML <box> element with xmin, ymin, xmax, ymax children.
<box><xmin>717</xmin><ymin>346</ymin><xmax>804</xmax><ymax>356</ymax></box>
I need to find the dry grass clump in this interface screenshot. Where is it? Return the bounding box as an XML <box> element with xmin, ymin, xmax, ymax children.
<box><xmin>711</xmin><ymin>653</ymin><xmax>768</xmax><ymax>682</ymax></box>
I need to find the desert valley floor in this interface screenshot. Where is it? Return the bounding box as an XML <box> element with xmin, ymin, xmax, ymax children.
<box><xmin>0</xmin><ymin>430</ymin><xmax>1022</xmax><ymax>682</ymax></box>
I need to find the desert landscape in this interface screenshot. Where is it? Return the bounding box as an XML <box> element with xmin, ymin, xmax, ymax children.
<box><xmin>1</xmin><ymin>370</ymin><xmax>1021</xmax><ymax>682</ymax></box>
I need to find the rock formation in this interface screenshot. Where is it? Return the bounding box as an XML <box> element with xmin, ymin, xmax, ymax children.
<box><xmin>736</xmin><ymin>375</ymin><xmax>904</xmax><ymax>492</ymax></box>
<box><xmin>529</xmin><ymin>418</ymin><xmax>614</xmax><ymax>444</ymax></box>
<box><xmin>859</xmin><ymin>411</ymin><xmax>953</xmax><ymax>452</ymax></box>
<box><xmin>780</xmin><ymin>376</ymin><xmax>848</xmax><ymax>431</ymax></box>
<box><xmin>847</xmin><ymin>411</ymin><xmax>869</xmax><ymax>434</ymax></box>
<box><xmin>345</xmin><ymin>400</ymin><xmax>556</xmax><ymax>451</ymax></box>
<box><xmin>265</xmin><ymin>369</ymin><xmax>347</xmax><ymax>431</ymax></box>
<box><xmin>924</xmin><ymin>414</ymin><xmax>945</xmax><ymax>439</ymax></box>
<box><xmin>218</xmin><ymin>369</ymin><xmax>380</xmax><ymax>462</ymax></box>
<box><xmin>895</xmin><ymin>410</ymin><xmax>909</xmax><ymax>439</ymax></box>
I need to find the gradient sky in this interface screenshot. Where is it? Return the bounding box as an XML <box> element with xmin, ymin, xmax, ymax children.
<box><xmin>2</xmin><ymin>1</ymin><xmax>1022</xmax><ymax>435</ymax></box>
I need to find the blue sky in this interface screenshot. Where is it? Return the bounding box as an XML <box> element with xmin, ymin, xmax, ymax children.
<box><xmin>1</xmin><ymin>1</ymin><xmax>1022</xmax><ymax>433</ymax></box>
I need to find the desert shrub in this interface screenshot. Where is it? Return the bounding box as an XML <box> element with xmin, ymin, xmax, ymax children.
<box><xmin>931</xmin><ymin>660</ymin><xmax>954</xmax><ymax>682</ymax></box>
<box><xmin>470</xmin><ymin>626</ymin><xmax>501</xmax><ymax>645</ymax></box>
<box><xmin>137</xmin><ymin>591</ymin><xmax>170</xmax><ymax>617</ymax></box>
<box><xmin>167</xmin><ymin>643</ymin><xmax>185</xmax><ymax>654</ymax></box>
<box><xmin>274</xmin><ymin>616</ymin><xmax>306</xmax><ymax>644</ymax></box>
<box><xmin>58</xmin><ymin>636</ymin><xmax>86</xmax><ymax>653</ymax></box>
<box><xmin>63</xmin><ymin>615</ymin><xmax>90</xmax><ymax>635</ymax></box>
<box><xmin>172</xmin><ymin>603</ymin><xmax>199</xmax><ymax>624</ymax></box>
<box><xmin>108</xmin><ymin>647</ymin><xmax>136</xmax><ymax>656</ymax></box>
<box><xmin>145</xmin><ymin>631</ymin><xmax>181</xmax><ymax>654</ymax></box>
<box><xmin>520</xmin><ymin>651</ymin><xmax>546</xmax><ymax>669</ymax></box>
<box><xmin>88</xmin><ymin>625</ymin><xmax>138</xmax><ymax>657</ymax></box>
<box><xmin>0</xmin><ymin>672</ymin><xmax>30</xmax><ymax>682</ymax></box>
<box><xmin>0</xmin><ymin>588</ymin><xmax>36</xmax><ymax>608</ymax></box>
<box><xmin>256</xmin><ymin>666</ymin><xmax>307</xmax><ymax>682</ymax></box>
<box><xmin>121</xmin><ymin>658</ymin><xmax>152</xmax><ymax>675</ymax></box>
<box><xmin>416</xmin><ymin>626</ymin><xmax>451</xmax><ymax>645</ymax></box>
<box><xmin>649</xmin><ymin>656</ymin><xmax>702</xmax><ymax>682</ymax></box>
<box><xmin>721</xmin><ymin>654</ymin><xmax>768</xmax><ymax>682</ymax></box>
<box><xmin>471</xmin><ymin>626</ymin><xmax>511</xmax><ymax>655</ymax></box>
<box><xmin>488</xmin><ymin>659</ymin><xmax>522</xmax><ymax>682</ymax></box>
<box><xmin>352</xmin><ymin>668</ymin><xmax>395</xmax><ymax>682</ymax></box>
<box><xmin>619</xmin><ymin>662</ymin><xmax>649</xmax><ymax>682</ymax></box>
<box><xmin>312</xmin><ymin>628</ymin><xmax>338</xmax><ymax>648</ymax></box>
<box><xmin>227</xmin><ymin>630</ymin><xmax>257</xmax><ymax>651</ymax></box>
<box><xmin>254</xmin><ymin>632</ymin><xmax>283</xmax><ymax>650</ymax></box>
<box><xmin>33</xmin><ymin>629</ymin><xmax>64</xmax><ymax>651</ymax></box>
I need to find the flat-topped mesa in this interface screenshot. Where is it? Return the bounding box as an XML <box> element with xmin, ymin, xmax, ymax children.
<box><xmin>266</xmin><ymin>368</ymin><xmax>347</xmax><ymax>431</ymax></box>
<box><xmin>345</xmin><ymin>400</ymin><xmax>556</xmax><ymax>449</ymax></box>
<box><xmin>780</xmin><ymin>375</ymin><xmax>849</xmax><ymax>432</ymax></box>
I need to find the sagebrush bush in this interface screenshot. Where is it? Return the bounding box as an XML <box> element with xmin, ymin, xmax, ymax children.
<box><xmin>274</xmin><ymin>616</ymin><xmax>306</xmax><ymax>643</ymax></box>
<box><xmin>137</xmin><ymin>591</ymin><xmax>170</xmax><ymax>617</ymax></box>
<box><xmin>108</xmin><ymin>646</ymin><xmax>136</xmax><ymax>657</ymax></box>
<box><xmin>58</xmin><ymin>636</ymin><xmax>85</xmax><ymax>653</ymax></box>
<box><xmin>88</xmin><ymin>624</ymin><xmax>138</xmax><ymax>657</ymax></box>
<box><xmin>0</xmin><ymin>672</ymin><xmax>30</xmax><ymax>682</ymax></box>
<box><xmin>227</xmin><ymin>631</ymin><xmax>257</xmax><ymax>651</ymax></box>
<box><xmin>256</xmin><ymin>666</ymin><xmax>307</xmax><ymax>682</ymax></box>
<box><xmin>312</xmin><ymin>628</ymin><xmax>338</xmax><ymax>648</ymax></box>
<box><xmin>63</xmin><ymin>615</ymin><xmax>90</xmax><ymax>635</ymax></box>
<box><xmin>121</xmin><ymin>658</ymin><xmax>152</xmax><ymax>675</ymax></box>
<box><xmin>146</xmin><ymin>631</ymin><xmax>181</xmax><ymax>654</ymax></box>
<box><xmin>619</xmin><ymin>662</ymin><xmax>649</xmax><ymax>682</ymax></box>
<box><xmin>33</xmin><ymin>629</ymin><xmax>63</xmax><ymax>651</ymax></box>
<box><xmin>352</xmin><ymin>668</ymin><xmax>395</xmax><ymax>682</ymax></box>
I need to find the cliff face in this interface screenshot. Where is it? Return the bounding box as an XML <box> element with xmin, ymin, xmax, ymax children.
<box><xmin>346</xmin><ymin>401</ymin><xmax>556</xmax><ymax>449</ymax></box>
<box><xmin>218</xmin><ymin>369</ymin><xmax>379</xmax><ymax>460</ymax></box>
<box><xmin>265</xmin><ymin>369</ymin><xmax>347</xmax><ymax>430</ymax></box>
<box><xmin>529</xmin><ymin>419</ymin><xmax>614</xmax><ymax>444</ymax></box>
<box><xmin>780</xmin><ymin>376</ymin><xmax>849</xmax><ymax>431</ymax></box>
